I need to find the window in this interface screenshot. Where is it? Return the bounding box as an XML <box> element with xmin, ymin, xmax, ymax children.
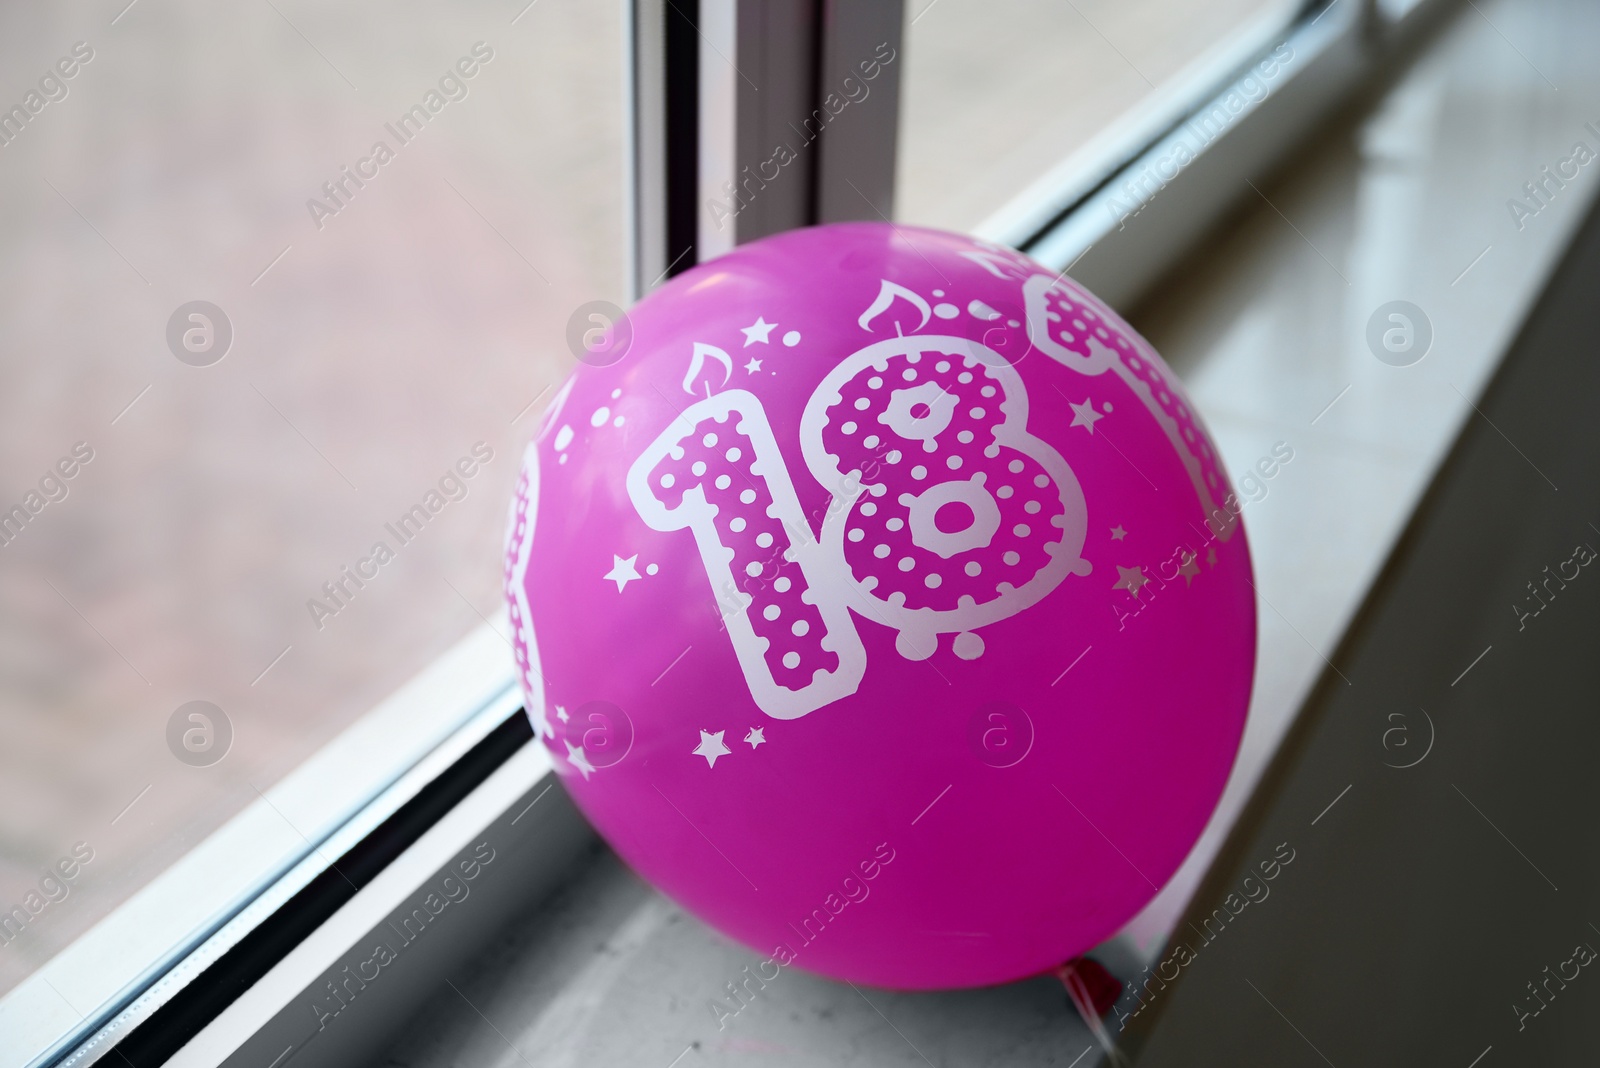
<box><xmin>0</xmin><ymin>0</ymin><xmax>619</xmax><ymax>1034</ymax></box>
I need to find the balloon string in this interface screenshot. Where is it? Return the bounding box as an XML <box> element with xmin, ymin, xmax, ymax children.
<box><xmin>1056</xmin><ymin>959</ymin><xmax>1130</xmax><ymax>1068</ymax></box>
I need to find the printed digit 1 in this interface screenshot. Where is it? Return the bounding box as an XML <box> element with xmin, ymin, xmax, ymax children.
<box><xmin>627</xmin><ymin>390</ymin><xmax>866</xmax><ymax>719</ymax></box>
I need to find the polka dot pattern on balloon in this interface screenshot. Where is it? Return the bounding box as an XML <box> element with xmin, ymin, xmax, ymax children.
<box><xmin>817</xmin><ymin>346</ymin><xmax>1069</xmax><ymax>613</ymax></box>
<box><xmin>637</xmin><ymin>409</ymin><xmax>840</xmax><ymax>692</ymax></box>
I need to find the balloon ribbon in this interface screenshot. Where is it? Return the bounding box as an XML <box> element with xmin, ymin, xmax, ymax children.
<box><xmin>1055</xmin><ymin>957</ymin><xmax>1130</xmax><ymax>1067</ymax></box>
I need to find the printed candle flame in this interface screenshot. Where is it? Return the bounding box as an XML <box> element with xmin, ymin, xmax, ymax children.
<box><xmin>859</xmin><ymin>279</ymin><xmax>932</xmax><ymax>333</ymax></box>
<box><xmin>683</xmin><ymin>341</ymin><xmax>734</xmax><ymax>396</ymax></box>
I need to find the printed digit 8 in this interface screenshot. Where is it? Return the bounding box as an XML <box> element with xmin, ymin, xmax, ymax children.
<box><xmin>801</xmin><ymin>335</ymin><xmax>1090</xmax><ymax>662</ymax></box>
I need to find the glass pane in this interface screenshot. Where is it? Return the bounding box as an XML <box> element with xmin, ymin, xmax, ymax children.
<box><xmin>0</xmin><ymin>0</ymin><xmax>620</xmax><ymax>999</ymax></box>
<box><xmin>897</xmin><ymin>0</ymin><xmax>1304</xmax><ymax>232</ymax></box>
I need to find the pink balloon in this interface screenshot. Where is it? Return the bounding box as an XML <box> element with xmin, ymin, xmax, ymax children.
<box><xmin>505</xmin><ymin>223</ymin><xmax>1254</xmax><ymax>990</ymax></box>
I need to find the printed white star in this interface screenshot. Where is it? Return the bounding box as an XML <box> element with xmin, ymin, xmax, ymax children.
<box><xmin>604</xmin><ymin>553</ymin><xmax>642</xmax><ymax>592</ymax></box>
<box><xmin>555</xmin><ymin>704</ymin><xmax>570</xmax><ymax>723</ymax></box>
<box><xmin>741</xmin><ymin>316</ymin><xmax>778</xmax><ymax>346</ymax></box>
<box><xmin>1114</xmin><ymin>564</ymin><xmax>1149</xmax><ymax>598</ymax></box>
<box><xmin>1069</xmin><ymin>398</ymin><xmax>1104</xmax><ymax>434</ymax></box>
<box><xmin>1179</xmin><ymin>552</ymin><xmax>1201</xmax><ymax>586</ymax></box>
<box><xmin>744</xmin><ymin>357</ymin><xmax>763</xmax><ymax>374</ymax></box>
<box><xmin>565</xmin><ymin>740</ymin><xmax>596</xmax><ymax>780</ymax></box>
<box><xmin>744</xmin><ymin>727</ymin><xmax>766</xmax><ymax>748</ymax></box>
<box><xmin>1110</xmin><ymin>524</ymin><xmax>1127</xmax><ymax>541</ymax></box>
<box><xmin>693</xmin><ymin>729</ymin><xmax>732</xmax><ymax>768</ymax></box>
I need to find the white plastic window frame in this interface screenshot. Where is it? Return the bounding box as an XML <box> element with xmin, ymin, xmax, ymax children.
<box><xmin>0</xmin><ymin>0</ymin><xmax>1458</xmax><ymax>1063</ymax></box>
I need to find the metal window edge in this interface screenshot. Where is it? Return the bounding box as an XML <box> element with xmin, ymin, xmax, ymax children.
<box><xmin>994</xmin><ymin>0</ymin><xmax>1376</xmax><ymax>311</ymax></box>
<box><xmin>971</xmin><ymin>0</ymin><xmax>1315</xmax><ymax>248</ymax></box>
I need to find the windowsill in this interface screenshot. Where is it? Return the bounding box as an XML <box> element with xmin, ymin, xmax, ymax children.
<box><xmin>1112</xmin><ymin>0</ymin><xmax>1600</xmax><ymax>968</ymax></box>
